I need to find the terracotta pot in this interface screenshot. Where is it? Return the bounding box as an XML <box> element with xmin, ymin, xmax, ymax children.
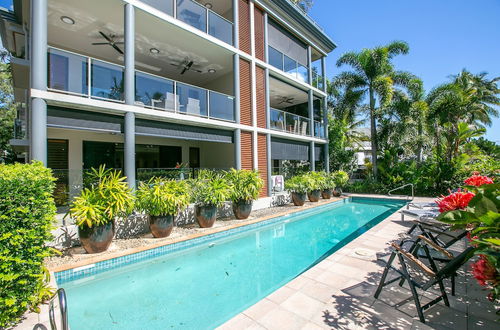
<box><xmin>195</xmin><ymin>204</ymin><xmax>217</xmax><ymax>228</ymax></box>
<box><xmin>321</xmin><ymin>189</ymin><xmax>332</xmax><ymax>199</ymax></box>
<box><xmin>333</xmin><ymin>187</ymin><xmax>342</xmax><ymax>197</ymax></box>
<box><xmin>308</xmin><ymin>189</ymin><xmax>321</xmax><ymax>202</ymax></box>
<box><xmin>291</xmin><ymin>192</ymin><xmax>307</xmax><ymax>206</ymax></box>
<box><xmin>149</xmin><ymin>215</ymin><xmax>174</xmax><ymax>238</ymax></box>
<box><xmin>232</xmin><ymin>200</ymin><xmax>253</xmax><ymax>220</ymax></box>
<box><xmin>78</xmin><ymin>221</ymin><xmax>115</xmax><ymax>254</ymax></box>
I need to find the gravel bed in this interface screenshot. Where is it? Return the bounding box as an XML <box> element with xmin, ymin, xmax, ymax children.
<box><xmin>46</xmin><ymin>198</ymin><xmax>338</xmax><ymax>270</ymax></box>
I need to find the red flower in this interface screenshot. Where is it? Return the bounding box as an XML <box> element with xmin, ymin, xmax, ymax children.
<box><xmin>472</xmin><ymin>255</ymin><xmax>498</xmax><ymax>287</ymax></box>
<box><xmin>464</xmin><ymin>175</ymin><xmax>494</xmax><ymax>187</ymax></box>
<box><xmin>436</xmin><ymin>189</ymin><xmax>475</xmax><ymax>213</ymax></box>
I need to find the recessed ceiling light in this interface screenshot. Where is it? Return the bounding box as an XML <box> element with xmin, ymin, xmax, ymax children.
<box><xmin>205</xmin><ymin>3</ymin><xmax>213</xmax><ymax>9</ymax></box>
<box><xmin>150</xmin><ymin>48</ymin><xmax>160</xmax><ymax>54</ymax></box>
<box><xmin>208</xmin><ymin>68</ymin><xmax>216</xmax><ymax>73</ymax></box>
<box><xmin>60</xmin><ymin>16</ymin><xmax>75</xmax><ymax>25</ymax></box>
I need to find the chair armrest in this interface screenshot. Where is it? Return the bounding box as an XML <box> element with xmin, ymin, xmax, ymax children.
<box><xmin>417</xmin><ymin>235</ymin><xmax>453</xmax><ymax>259</ymax></box>
<box><xmin>391</xmin><ymin>243</ymin><xmax>436</xmax><ymax>277</ymax></box>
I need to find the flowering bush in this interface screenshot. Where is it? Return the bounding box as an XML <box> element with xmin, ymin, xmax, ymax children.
<box><xmin>436</xmin><ymin>189</ymin><xmax>475</xmax><ymax>212</ymax></box>
<box><xmin>437</xmin><ymin>174</ymin><xmax>499</xmax><ymax>302</ymax></box>
<box><xmin>464</xmin><ymin>174</ymin><xmax>494</xmax><ymax>187</ymax></box>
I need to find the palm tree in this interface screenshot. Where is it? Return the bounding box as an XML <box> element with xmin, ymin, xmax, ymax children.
<box><xmin>334</xmin><ymin>41</ymin><xmax>413</xmax><ymax>179</ymax></box>
<box><xmin>427</xmin><ymin>70</ymin><xmax>500</xmax><ymax>162</ymax></box>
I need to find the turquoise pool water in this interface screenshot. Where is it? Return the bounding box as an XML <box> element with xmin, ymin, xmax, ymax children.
<box><xmin>57</xmin><ymin>197</ymin><xmax>405</xmax><ymax>329</ymax></box>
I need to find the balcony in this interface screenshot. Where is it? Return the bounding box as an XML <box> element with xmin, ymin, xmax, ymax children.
<box><xmin>140</xmin><ymin>0</ymin><xmax>234</xmax><ymax>45</ymax></box>
<box><xmin>314</xmin><ymin>120</ymin><xmax>325</xmax><ymax>139</ymax></box>
<box><xmin>47</xmin><ymin>48</ymin><xmax>235</xmax><ymax>122</ymax></box>
<box><xmin>268</xmin><ymin>46</ymin><xmax>308</xmax><ymax>84</ymax></box>
<box><xmin>270</xmin><ymin>108</ymin><xmax>310</xmax><ymax>136</ymax></box>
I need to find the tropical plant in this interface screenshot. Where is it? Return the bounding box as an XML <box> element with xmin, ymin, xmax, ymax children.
<box><xmin>285</xmin><ymin>174</ymin><xmax>309</xmax><ymax>194</ymax></box>
<box><xmin>136</xmin><ymin>178</ymin><xmax>190</xmax><ymax>216</ymax></box>
<box><xmin>317</xmin><ymin>171</ymin><xmax>336</xmax><ymax>190</ymax></box>
<box><xmin>334</xmin><ymin>41</ymin><xmax>415</xmax><ymax>178</ymax></box>
<box><xmin>190</xmin><ymin>174</ymin><xmax>231</xmax><ymax>207</ymax></box>
<box><xmin>303</xmin><ymin>171</ymin><xmax>324</xmax><ymax>191</ymax></box>
<box><xmin>332</xmin><ymin>170</ymin><xmax>349</xmax><ymax>188</ymax></box>
<box><xmin>225</xmin><ymin>169</ymin><xmax>264</xmax><ymax>202</ymax></box>
<box><xmin>0</xmin><ymin>62</ymin><xmax>18</xmax><ymax>163</ymax></box>
<box><xmin>436</xmin><ymin>178</ymin><xmax>499</xmax><ymax>302</ymax></box>
<box><xmin>69</xmin><ymin>166</ymin><xmax>134</xmax><ymax>228</ymax></box>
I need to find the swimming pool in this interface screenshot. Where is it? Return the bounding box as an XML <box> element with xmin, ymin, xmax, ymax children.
<box><xmin>56</xmin><ymin>197</ymin><xmax>405</xmax><ymax>329</ymax></box>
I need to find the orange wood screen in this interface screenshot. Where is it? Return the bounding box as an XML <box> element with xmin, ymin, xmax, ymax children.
<box><xmin>239</xmin><ymin>58</ymin><xmax>252</xmax><ymax>126</ymax></box>
<box><xmin>255</xmin><ymin>65</ymin><xmax>266</xmax><ymax>128</ymax></box>
<box><xmin>238</xmin><ymin>0</ymin><xmax>251</xmax><ymax>54</ymax></box>
<box><xmin>241</xmin><ymin>131</ymin><xmax>253</xmax><ymax>170</ymax></box>
<box><xmin>257</xmin><ymin>133</ymin><xmax>268</xmax><ymax>197</ymax></box>
<box><xmin>253</xmin><ymin>7</ymin><xmax>265</xmax><ymax>61</ymax></box>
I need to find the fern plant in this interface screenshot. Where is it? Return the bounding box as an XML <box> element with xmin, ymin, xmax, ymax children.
<box><xmin>136</xmin><ymin>178</ymin><xmax>190</xmax><ymax>216</ymax></box>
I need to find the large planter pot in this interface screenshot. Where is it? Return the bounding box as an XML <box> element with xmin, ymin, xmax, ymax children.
<box><xmin>321</xmin><ymin>189</ymin><xmax>332</xmax><ymax>199</ymax></box>
<box><xmin>232</xmin><ymin>200</ymin><xmax>253</xmax><ymax>220</ymax></box>
<box><xmin>78</xmin><ymin>221</ymin><xmax>115</xmax><ymax>254</ymax></box>
<box><xmin>149</xmin><ymin>215</ymin><xmax>175</xmax><ymax>238</ymax></box>
<box><xmin>195</xmin><ymin>204</ymin><xmax>217</xmax><ymax>228</ymax></box>
<box><xmin>333</xmin><ymin>187</ymin><xmax>342</xmax><ymax>197</ymax></box>
<box><xmin>308</xmin><ymin>189</ymin><xmax>321</xmax><ymax>202</ymax></box>
<box><xmin>291</xmin><ymin>192</ymin><xmax>307</xmax><ymax>206</ymax></box>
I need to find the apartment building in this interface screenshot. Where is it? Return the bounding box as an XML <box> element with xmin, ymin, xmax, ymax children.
<box><xmin>0</xmin><ymin>0</ymin><xmax>336</xmax><ymax>199</ymax></box>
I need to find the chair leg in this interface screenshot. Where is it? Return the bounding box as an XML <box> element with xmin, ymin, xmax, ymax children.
<box><xmin>398</xmin><ymin>254</ymin><xmax>426</xmax><ymax>323</ymax></box>
<box><xmin>451</xmin><ymin>275</ymin><xmax>456</xmax><ymax>296</ymax></box>
<box><xmin>437</xmin><ymin>279</ymin><xmax>450</xmax><ymax>307</ymax></box>
<box><xmin>374</xmin><ymin>251</ymin><xmax>397</xmax><ymax>299</ymax></box>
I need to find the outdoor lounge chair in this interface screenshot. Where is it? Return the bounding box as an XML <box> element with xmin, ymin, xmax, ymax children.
<box><xmin>407</xmin><ymin>201</ymin><xmax>438</xmax><ymax>209</ymax></box>
<box><xmin>400</xmin><ymin>208</ymin><xmax>439</xmax><ymax>222</ymax></box>
<box><xmin>374</xmin><ymin>237</ymin><xmax>475</xmax><ymax>323</ymax></box>
<box><xmin>408</xmin><ymin>220</ymin><xmax>468</xmax><ymax>250</ymax></box>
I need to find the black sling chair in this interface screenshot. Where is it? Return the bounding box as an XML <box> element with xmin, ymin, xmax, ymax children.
<box><xmin>407</xmin><ymin>220</ymin><xmax>468</xmax><ymax>249</ymax></box>
<box><xmin>374</xmin><ymin>236</ymin><xmax>475</xmax><ymax>323</ymax></box>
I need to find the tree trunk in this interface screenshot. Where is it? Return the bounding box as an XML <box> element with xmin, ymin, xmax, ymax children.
<box><xmin>369</xmin><ymin>87</ymin><xmax>378</xmax><ymax>180</ymax></box>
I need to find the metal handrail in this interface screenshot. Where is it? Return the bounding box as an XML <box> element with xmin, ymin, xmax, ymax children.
<box><xmin>388</xmin><ymin>183</ymin><xmax>414</xmax><ymax>202</ymax></box>
<box><xmin>48</xmin><ymin>288</ymin><xmax>68</xmax><ymax>330</ymax></box>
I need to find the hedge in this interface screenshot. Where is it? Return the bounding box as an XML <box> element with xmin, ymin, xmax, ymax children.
<box><xmin>0</xmin><ymin>162</ymin><xmax>56</xmax><ymax>327</ymax></box>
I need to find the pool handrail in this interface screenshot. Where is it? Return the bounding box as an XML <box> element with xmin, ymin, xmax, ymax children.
<box><xmin>388</xmin><ymin>183</ymin><xmax>414</xmax><ymax>204</ymax></box>
<box><xmin>49</xmin><ymin>288</ymin><xmax>68</xmax><ymax>330</ymax></box>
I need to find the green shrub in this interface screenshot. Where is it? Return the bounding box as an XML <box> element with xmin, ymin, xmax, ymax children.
<box><xmin>225</xmin><ymin>169</ymin><xmax>264</xmax><ymax>202</ymax></box>
<box><xmin>136</xmin><ymin>178</ymin><xmax>190</xmax><ymax>216</ymax></box>
<box><xmin>190</xmin><ymin>171</ymin><xmax>231</xmax><ymax>207</ymax></box>
<box><xmin>332</xmin><ymin>171</ymin><xmax>349</xmax><ymax>188</ymax></box>
<box><xmin>69</xmin><ymin>166</ymin><xmax>134</xmax><ymax>228</ymax></box>
<box><xmin>285</xmin><ymin>175</ymin><xmax>309</xmax><ymax>194</ymax></box>
<box><xmin>304</xmin><ymin>172</ymin><xmax>324</xmax><ymax>191</ymax></box>
<box><xmin>0</xmin><ymin>162</ymin><xmax>56</xmax><ymax>327</ymax></box>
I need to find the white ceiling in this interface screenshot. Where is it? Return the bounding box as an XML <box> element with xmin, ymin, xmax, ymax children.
<box><xmin>47</xmin><ymin>0</ymin><xmax>234</xmax><ymax>92</ymax></box>
<box><xmin>269</xmin><ymin>77</ymin><xmax>308</xmax><ymax>109</ymax></box>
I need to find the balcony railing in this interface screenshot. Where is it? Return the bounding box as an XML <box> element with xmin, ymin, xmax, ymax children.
<box><xmin>270</xmin><ymin>108</ymin><xmax>310</xmax><ymax>136</ymax></box>
<box><xmin>314</xmin><ymin>120</ymin><xmax>325</xmax><ymax>139</ymax></box>
<box><xmin>312</xmin><ymin>71</ymin><xmax>324</xmax><ymax>90</ymax></box>
<box><xmin>47</xmin><ymin>47</ymin><xmax>235</xmax><ymax>122</ymax></box>
<box><xmin>268</xmin><ymin>46</ymin><xmax>308</xmax><ymax>84</ymax></box>
<box><xmin>140</xmin><ymin>0</ymin><xmax>234</xmax><ymax>45</ymax></box>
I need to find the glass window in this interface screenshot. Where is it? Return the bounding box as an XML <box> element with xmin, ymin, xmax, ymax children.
<box><xmin>135</xmin><ymin>72</ymin><xmax>174</xmax><ymax>110</ymax></box>
<box><xmin>177</xmin><ymin>0</ymin><xmax>207</xmax><ymax>32</ymax></box>
<box><xmin>141</xmin><ymin>0</ymin><xmax>174</xmax><ymax>16</ymax></box>
<box><xmin>48</xmin><ymin>49</ymin><xmax>88</xmax><ymax>95</ymax></box>
<box><xmin>284</xmin><ymin>55</ymin><xmax>297</xmax><ymax>78</ymax></box>
<box><xmin>91</xmin><ymin>61</ymin><xmax>124</xmax><ymax>101</ymax></box>
<box><xmin>177</xmin><ymin>82</ymin><xmax>207</xmax><ymax>117</ymax></box>
<box><xmin>208</xmin><ymin>11</ymin><xmax>233</xmax><ymax>45</ymax></box>
<box><xmin>268</xmin><ymin>46</ymin><xmax>283</xmax><ymax>70</ymax></box>
<box><xmin>209</xmin><ymin>91</ymin><xmax>234</xmax><ymax>121</ymax></box>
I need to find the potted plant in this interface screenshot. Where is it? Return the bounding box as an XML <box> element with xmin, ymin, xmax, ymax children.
<box><xmin>226</xmin><ymin>169</ymin><xmax>264</xmax><ymax>219</ymax></box>
<box><xmin>136</xmin><ymin>178</ymin><xmax>190</xmax><ymax>238</ymax></box>
<box><xmin>320</xmin><ymin>172</ymin><xmax>336</xmax><ymax>199</ymax></box>
<box><xmin>69</xmin><ymin>166</ymin><xmax>134</xmax><ymax>254</ymax></box>
<box><xmin>305</xmin><ymin>172</ymin><xmax>322</xmax><ymax>202</ymax></box>
<box><xmin>285</xmin><ymin>175</ymin><xmax>308</xmax><ymax>206</ymax></box>
<box><xmin>332</xmin><ymin>171</ymin><xmax>349</xmax><ymax>196</ymax></box>
<box><xmin>191</xmin><ymin>171</ymin><xmax>231</xmax><ymax>228</ymax></box>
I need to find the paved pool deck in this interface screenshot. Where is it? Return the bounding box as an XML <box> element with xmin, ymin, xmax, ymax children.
<box><xmin>218</xmin><ymin>195</ymin><xmax>498</xmax><ymax>330</ymax></box>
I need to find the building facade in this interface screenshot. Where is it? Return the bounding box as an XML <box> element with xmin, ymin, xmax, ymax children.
<box><xmin>0</xmin><ymin>0</ymin><xmax>336</xmax><ymax>199</ymax></box>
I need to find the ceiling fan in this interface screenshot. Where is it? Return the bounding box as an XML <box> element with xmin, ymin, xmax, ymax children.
<box><xmin>92</xmin><ymin>31</ymin><xmax>124</xmax><ymax>54</ymax></box>
<box><xmin>277</xmin><ymin>96</ymin><xmax>295</xmax><ymax>104</ymax></box>
<box><xmin>170</xmin><ymin>58</ymin><xmax>203</xmax><ymax>75</ymax></box>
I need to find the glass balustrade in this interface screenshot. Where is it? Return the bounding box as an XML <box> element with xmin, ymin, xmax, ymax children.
<box><xmin>208</xmin><ymin>11</ymin><xmax>233</xmax><ymax>45</ymax></box>
<box><xmin>47</xmin><ymin>48</ymin><xmax>88</xmax><ymax>96</ymax></box>
<box><xmin>141</xmin><ymin>0</ymin><xmax>174</xmax><ymax>16</ymax></box>
<box><xmin>268</xmin><ymin>46</ymin><xmax>283</xmax><ymax>70</ymax></box>
<box><xmin>177</xmin><ymin>0</ymin><xmax>207</xmax><ymax>32</ymax></box>
<box><xmin>312</xmin><ymin>71</ymin><xmax>324</xmax><ymax>90</ymax></box>
<box><xmin>268</xmin><ymin>46</ymin><xmax>310</xmax><ymax>85</ymax></box>
<box><xmin>270</xmin><ymin>108</ymin><xmax>285</xmax><ymax>131</ymax></box>
<box><xmin>176</xmin><ymin>82</ymin><xmax>208</xmax><ymax>117</ymax></box>
<box><xmin>209</xmin><ymin>91</ymin><xmax>235</xmax><ymax>121</ymax></box>
<box><xmin>135</xmin><ymin>72</ymin><xmax>175</xmax><ymax>110</ymax></box>
<box><xmin>47</xmin><ymin>48</ymin><xmax>234</xmax><ymax>122</ymax></box>
<box><xmin>314</xmin><ymin>121</ymin><xmax>325</xmax><ymax>138</ymax></box>
<box><xmin>271</xmin><ymin>108</ymin><xmax>310</xmax><ymax>136</ymax></box>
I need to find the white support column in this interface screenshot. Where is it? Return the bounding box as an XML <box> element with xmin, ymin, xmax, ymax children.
<box><xmin>124</xmin><ymin>3</ymin><xmax>136</xmax><ymax>189</ymax></box>
<box><xmin>307</xmin><ymin>45</ymin><xmax>312</xmax><ymax>86</ymax></box>
<box><xmin>233</xmin><ymin>0</ymin><xmax>239</xmax><ymax>48</ymax></box>
<box><xmin>249</xmin><ymin>0</ymin><xmax>258</xmax><ymax>170</ymax></box>
<box><xmin>234</xmin><ymin>53</ymin><xmax>241</xmax><ymax>169</ymax></box>
<box><xmin>310</xmin><ymin>141</ymin><xmax>315</xmax><ymax>171</ymax></box>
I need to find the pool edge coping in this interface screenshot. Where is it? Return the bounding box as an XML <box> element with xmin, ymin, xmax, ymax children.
<box><xmin>48</xmin><ymin>197</ymin><xmax>352</xmax><ymax>274</ymax></box>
